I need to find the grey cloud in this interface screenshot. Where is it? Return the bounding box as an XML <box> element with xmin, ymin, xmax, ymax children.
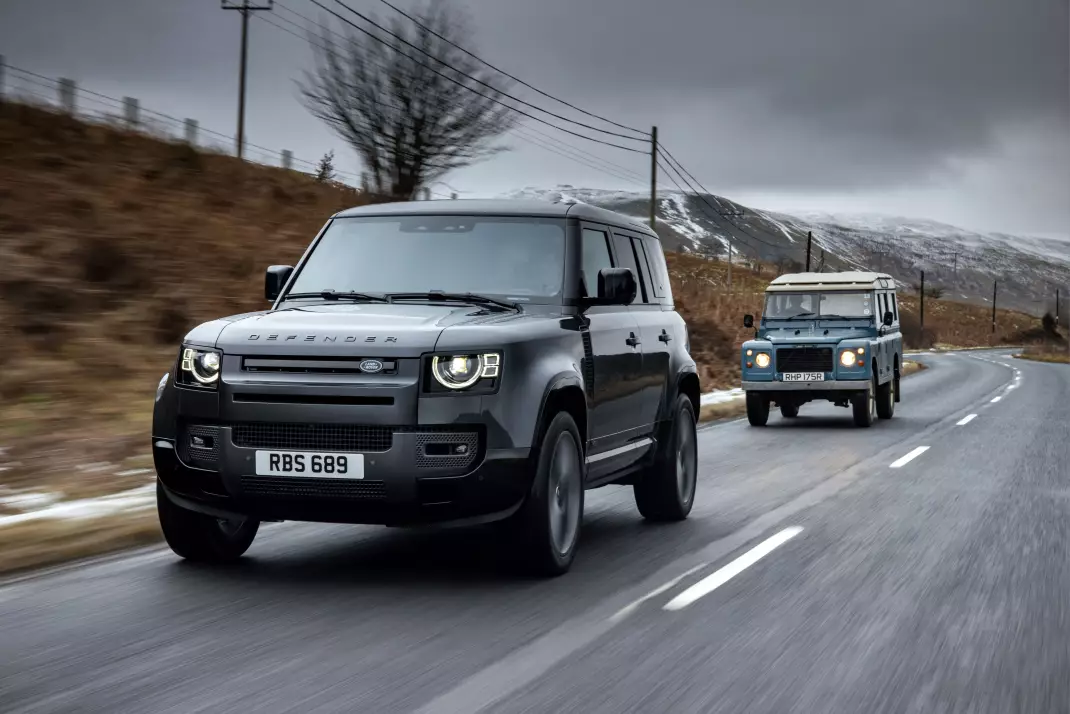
<box><xmin>1</xmin><ymin>0</ymin><xmax>1067</xmax><ymax>235</ymax></box>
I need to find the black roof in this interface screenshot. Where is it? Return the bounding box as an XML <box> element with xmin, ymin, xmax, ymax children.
<box><xmin>332</xmin><ymin>199</ymin><xmax>656</xmax><ymax>236</ymax></box>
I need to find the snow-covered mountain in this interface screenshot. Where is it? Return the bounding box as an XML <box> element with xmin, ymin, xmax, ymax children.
<box><xmin>499</xmin><ymin>186</ymin><xmax>1070</xmax><ymax>315</ymax></box>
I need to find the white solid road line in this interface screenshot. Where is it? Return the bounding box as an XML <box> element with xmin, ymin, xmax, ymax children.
<box><xmin>956</xmin><ymin>414</ymin><xmax>978</xmax><ymax>426</ymax></box>
<box><xmin>890</xmin><ymin>446</ymin><xmax>930</xmax><ymax>468</ymax></box>
<box><xmin>663</xmin><ymin>527</ymin><xmax>804</xmax><ymax>611</ymax></box>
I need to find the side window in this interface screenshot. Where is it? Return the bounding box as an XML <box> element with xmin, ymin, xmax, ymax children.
<box><xmin>892</xmin><ymin>292</ymin><xmax>899</xmax><ymax>321</ymax></box>
<box><xmin>879</xmin><ymin>292</ymin><xmax>888</xmax><ymax>318</ymax></box>
<box><xmin>611</xmin><ymin>233</ymin><xmax>644</xmax><ymax>304</ymax></box>
<box><xmin>581</xmin><ymin>228</ymin><xmax>613</xmax><ymax>298</ymax></box>
<box><xmin>641</xmin><ymin>236</ymin><xmax>671</xmax><ymax>299</ymax></box>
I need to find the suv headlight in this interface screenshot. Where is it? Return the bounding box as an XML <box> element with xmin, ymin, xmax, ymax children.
<box><xmin>754</xmin><ymin>352</ymin><xmax>771</xmax><ymax>368</ymax></box>
<box><xmin>177</xmin><ymin>346</ymin><xmax>222</xmax><ymax>388</ymax></box>
<box><xmin>429</xmin><ymin>353</ymin><xmax>501</xmax><ymax>391</ymax></box>
<box><xmin>840</xmin><ymin>349</ymin><xmax>862</xmax><ymax>367</ymax></box>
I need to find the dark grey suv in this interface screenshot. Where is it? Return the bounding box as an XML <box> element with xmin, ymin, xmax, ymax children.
<box><xmin>152</xmin><ymin>199</ymin><xmax>700</xmax><ymax>575</ymax></box>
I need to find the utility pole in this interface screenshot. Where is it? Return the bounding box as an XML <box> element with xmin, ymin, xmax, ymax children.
<box><xmin>222</xmin><ymin>0</ymin><xmax>273</xmax><ymax>159</ymax></box>
<box><xmin>805</xmin><ymin>231</ymin><xmax>812</xmax><ymax>271</ymax></box>
<box><xmin>951</xmin><ymin>251</ymin><xmax>959</xmax><ymax>277</ymax></box>
<box><xmin>1056</xmin><ymin>288</ymin><xmax>1060</xmax><ymax>328</ymax></box>
<box><xmin>649</xmin><ymin>126</ymin><xmax>658</xmax><ymax>230</ymax></box>
<box><xmin>727</xmin><ymin>242</ymin><xmax>733</xmax><ymax>289</ymax></box>
<box><xmin>920</xmin><ymin>270</ymin><xmax>925</xmax><ymax>333</ymax></box>
<box><xmin>991</xmin><ymin>280</ymin><xmax>997</xmax><ymax>333</ymax></box>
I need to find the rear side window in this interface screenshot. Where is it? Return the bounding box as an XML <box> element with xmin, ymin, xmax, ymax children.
<box><xmin>611</xmin><ymin>233</ymin><xmax>645</xmax><ymax>304</ymax></box>
<box><xmin>640</xmin><ymin>236</ymin><xmax>672</xmax><ymax>300</ymax></box>
<box><xmin>581</xmin><ymin>228</ymin><xmax>613</xmax><ymax>298</ymax></box>
<box><xmin>892</xmin><ymin>292</ymin><xmax>899</xmax><ymax>321</ymax></box>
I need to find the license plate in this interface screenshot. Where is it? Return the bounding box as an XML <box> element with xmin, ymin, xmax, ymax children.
<box><xmin>254</xmin><ymin>451</ymin><xmax>364</xmax><ymax>479</ymax></box>
<box><xmin>782</xmin><ymin>372</ymin><xmax>825</xmax><ymax>382</ymax></box>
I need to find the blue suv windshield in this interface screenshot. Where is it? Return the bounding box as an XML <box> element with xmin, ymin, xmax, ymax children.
<box><xmin>286</xmin><ymin>215</ymin><xmax>566</xmax><ymax>304</ymax></box>
<box><xmin>764</xmin><ymin>291</ymin><xmax>874</xmax><ymax>319</ymax></box>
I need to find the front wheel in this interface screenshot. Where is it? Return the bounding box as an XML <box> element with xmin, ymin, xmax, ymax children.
<box><xmin>876</xmin><ymin>375</ymin><xmax>895</xmax><ymax>419</ymax></box>
<box><xmin>634</xmin><ymin>394</ymin><xmax>698</xmax><ymax>522</ymax></box>
<box><xmin>508</xmin><ymin>412</ymin><xmax>585</xmax><ymax>576</ymax></box>
<box><xmin>852</xmin><ymin>377</ymin><xmax>877</xmax><ymax>427</ymax></box>
<box><xmin>746</xmin><ymin>392</ymin><xmax>770</xmax><ymax>426</ymax></box>
<box><xmin>157</xmin><ymin>481</ymin><xmax>259</xmax><ymax>563</ymax></box>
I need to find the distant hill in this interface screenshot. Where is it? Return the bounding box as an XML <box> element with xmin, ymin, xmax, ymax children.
<box><xmin>501</xmin><ymin>186</ymin><xmax>1070</xmax><ymax>315</ymax></box>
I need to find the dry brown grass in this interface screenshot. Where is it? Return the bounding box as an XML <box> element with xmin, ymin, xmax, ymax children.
<box><xmin>0</xmin><ymin>511</ymin><xmax>161</xmax><ymax>576</ymax></box>
<box><xmin>1014</xmin><ymin>346</ymin><xmax>1070</xmax><ymax>364</ymax></box>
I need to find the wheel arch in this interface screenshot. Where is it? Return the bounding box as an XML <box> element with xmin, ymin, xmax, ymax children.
<box><xmin>532</xmin><ymin>374</ymin><xmax>588</xmax><ymax>458</ymax></box>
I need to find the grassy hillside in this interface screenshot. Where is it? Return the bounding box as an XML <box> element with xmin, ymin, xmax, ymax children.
<box><xmin>0</xmin><ymin>102</ymin><xmax>1054</xmax><ymax>498</ymax></box>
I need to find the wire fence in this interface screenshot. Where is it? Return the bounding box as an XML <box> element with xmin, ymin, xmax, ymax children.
<box><xmin>0</xmin><ymin>57</ymin><xmax>379</xmax><ymax>189</ymax></box>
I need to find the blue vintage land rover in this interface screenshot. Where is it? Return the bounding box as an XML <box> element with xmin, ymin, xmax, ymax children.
<box><xmin>740</xmin><ymin>271</ymin><xmax>903</xmax><ymax>427</ymax></box>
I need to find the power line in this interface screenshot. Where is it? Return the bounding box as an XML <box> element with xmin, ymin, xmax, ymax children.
<box><xmin>370</xmin><ymin>0</ymin><xmax>648</xmax><ymax>139</ymax></box>
<box><xmin>512</xmin><ymin>127</ymin><xmax>646</xmax><ymax>186</ymax></box>
<box><xmin>655</xmin><ymin>155</ymin><xmax>784</xmax><ymax>252</ymax></box>
<box><xmin>298</xmin><ymin>0</ymin><xmax>649</xmax><ymax>149</ymax></box>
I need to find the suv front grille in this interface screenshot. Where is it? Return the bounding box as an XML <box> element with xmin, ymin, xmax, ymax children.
<box><xmin>776</xmin><ymin>347</ymin><xmax>833</xmax><ymax>373</ymax></box>
<box><xmin>232</xmin><ymin>423</ymin><xmax>394</xmax><ymax>452</ymax></box>
<box><xmin>240</xmin><ymin>476</ymin><xmax>386</xmax><ymax>500</ymax></box>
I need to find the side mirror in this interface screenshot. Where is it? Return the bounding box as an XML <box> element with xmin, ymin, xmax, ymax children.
<box><xmin>265</xmin><ymin>265</ymin><xmax>294</xmax><ymax>301</ymax></box>
<box><xmin>883</xmin><ymin>311</ymin><xmax>894</xmax><ymax>326</ymax></box>
<box><xmin>596</xmin><ymin>267</ymin><xmax>637</xmax><ymax>305</ymax></box>
<box><xmin>743</xmin><ymin>314</ymin><xmax>754</xmax><ymax>328</ymax></box>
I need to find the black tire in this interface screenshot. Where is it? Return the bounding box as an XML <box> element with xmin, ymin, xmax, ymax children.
<box><xmin>157</xmin><ymin>481</ymin><xmax>259</xmax><ymax>563</ymax></box>
<box><xmin>876</xmin><ymin>374</ymin><xmax>895</xmax><ymax>419</ymax></box>
<box><xmin>780</xmin><ymin>402</ymin><xmax>799</xmax><ymax>418</ymax></box>
<box><xmin>509</xmin><ymin>411</ymin><xmax>585</xmax><ymax>576</ymax></box>
<box><xmin>746</xmin><ymin>392</ymin><xmax>770</xmax><ymax>426</ymax></box>
<box><xmin>634</xmin><ymin>394</ymin><xmax>698</xmax><ymax>522</ymax></box>
<box><xmin>852</xmin><ymin>376</ymin><xmax>877</xmax><ymax>427</ymax></box>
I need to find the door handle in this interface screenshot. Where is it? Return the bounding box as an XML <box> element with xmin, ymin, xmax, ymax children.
<box><xmin>626</xmin><ymin>332</ymin><xmax>640</xmax><ymax>347</ymax></box>
<box><xmin>659</xmin><ymin>330</ymin><xmax>672</xmax><ymax>343</ymax></box>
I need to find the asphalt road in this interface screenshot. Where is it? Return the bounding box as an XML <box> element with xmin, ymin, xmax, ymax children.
<box><xmin>2</xmin><ymin>349</ymin><xmax>1067</xmax><ymax>714</ymax></box>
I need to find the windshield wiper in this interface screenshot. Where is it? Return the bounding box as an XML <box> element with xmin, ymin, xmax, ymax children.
<box><xmin>781</xmin><ymin>311</ymin><xmax>816</xmax><ymax>320</ymax></box>
<box><xmin>281</xmin><ymin>290</ymin><xmax>389</xmax><ymax>303</ymax></box>
<box><xmin>385</xmin><ymin>291</ymin><xmax>520</xmax><ymax>312</ymax></box>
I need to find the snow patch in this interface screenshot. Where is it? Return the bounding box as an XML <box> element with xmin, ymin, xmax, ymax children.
<box><xmin>0</xmin><ymin>484</ymin><xmax>156</xmax><ymax>528</ymax></box>
<box><xmin>701</xmin><ymin>387</ymin><xmax>744</xmax><ymax>406</ymax></box>
<box><xmin>0</xmin><ymin>492</ymin><xmax>60</xmax><ymax>510</ymax></box>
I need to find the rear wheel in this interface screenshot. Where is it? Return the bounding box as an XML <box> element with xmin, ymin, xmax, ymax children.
<box><xmin>852</xmin><ymin>376</ymin><xmax>877</xmax><ymax>427</ymax></box>
<box><xmin>634</xmin><ymin>394</ymin><xmax>697</xmax><ymax>522</ymax></box>
<box><xmin>876</xmin><ymin>374</ymin><xmax>895</xmax><ymax>419</ymax></box>
<box><xmin>746</xmin><ymin>392</ymin><xmax>769</xmax><ymax>426</ymax></box>
<box><xmin>508</xmin><ymin>412</ymin><xmax>584</xmax><ymax>576</ymax></box>
<box><xmin>780</xmin><ymin>402</ymin><xmax>799</xmax><ymax>418</ymax></box>
<box><xmin>157</xmin><ymin>481</ymin><xmax>259</xmax><ymax>563</ymax></box>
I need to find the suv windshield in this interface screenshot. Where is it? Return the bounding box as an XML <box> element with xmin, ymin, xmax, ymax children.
<box><xmin>284</xmin><ymin>215</ymin><xmax>566</xmax><ymax>303</ymax></box>
<box><xmin>764</xmin><ymin>291</ymin><xmax>875</xmax><ymax>319</ymax></box>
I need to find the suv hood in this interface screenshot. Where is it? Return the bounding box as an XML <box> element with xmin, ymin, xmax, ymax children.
<box><xmin>213</xmin><ymin>303</ymin><xmax>520</xmax><ymax>356</ymax></box>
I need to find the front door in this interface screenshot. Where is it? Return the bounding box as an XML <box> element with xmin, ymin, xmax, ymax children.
<box><xmin>580</xmin><ymin>225</ymin><xmax>647</xmax><ymax>472</ymax></box>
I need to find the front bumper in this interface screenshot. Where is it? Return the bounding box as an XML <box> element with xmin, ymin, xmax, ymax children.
<box><xmin>153</xmin><ymin>426</ymin><xmax>532</xmax><ymax>526</ymax></box>
<box><xmin>742</xmin><ymin>379</ymin><xmax>870</xmax><ymax>392</ymax></box>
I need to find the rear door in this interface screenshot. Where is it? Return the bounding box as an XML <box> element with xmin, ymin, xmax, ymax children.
<box><xmin>579</xmin><ymin>224</ymin><xmax>646</xmax><ymax>468</ymax></box>
<box><xmin>611</xmin><ymin>228</ymin><xmax>670</xmax><ymax>432</ymax></box>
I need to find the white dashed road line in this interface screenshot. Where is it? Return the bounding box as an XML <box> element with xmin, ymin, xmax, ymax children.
<box><xmin>890</xmin><ymin>446</ymin><xmax>930</xmax><ymax>469</ymax></box>
<box><xmin>956</xmin><ymin>414</ymin><xmax>977</xmax><ymax>426</ymax></box>
<box><xmin>991</xmin><ymin>396</ymin><xmax>1002</xmax><ymax>403</ymax></box>
<box><xmin>663</xmin><ymin>527</ymin><xmax>804</xmax><ymax>611</ymax></box>
<box><xmin>609</xmin><ymin>562</ymin><xmax>710</xmax><ymax>623</ymax></box>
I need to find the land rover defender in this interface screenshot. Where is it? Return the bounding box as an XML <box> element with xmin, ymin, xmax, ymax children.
<box><xmin>740</xmin><ymin>271</ymin><xmax>903</xmax><ymax>427</ymax></box>
<box><xmin>152</xmin><ymin>199</ymin><xmax>700</xmax><ymax>576</ymax></box>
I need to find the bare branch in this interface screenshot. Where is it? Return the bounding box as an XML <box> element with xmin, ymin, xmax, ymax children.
<box><xmin>298</xmin><ymin>2</ymin><xmax>517</xmax><ymax>200</ymax></box>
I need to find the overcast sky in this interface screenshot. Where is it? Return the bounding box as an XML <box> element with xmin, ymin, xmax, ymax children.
<box><xmin>2</xmin><ymin>0</ymin><xmax>1067</xmax><ymax>237</ymax></box>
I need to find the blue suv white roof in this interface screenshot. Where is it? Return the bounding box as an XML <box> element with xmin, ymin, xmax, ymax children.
<box><xmin>767</xmin><ymin>271</ymin><xmax>896</xmax><ymax>292</ymax></box>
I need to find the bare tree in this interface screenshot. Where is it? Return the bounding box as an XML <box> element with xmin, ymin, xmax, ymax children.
<box><xmin>299</xmin><ymin>3</ymin><xmax>517</xmax><ymax>201</ymax></box>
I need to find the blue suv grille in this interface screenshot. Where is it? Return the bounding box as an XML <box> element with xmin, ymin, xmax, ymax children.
<box><xmin>776</xmin><ymin>347</ymin><xmax>833</xmax><ymax>373</ymax></box>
